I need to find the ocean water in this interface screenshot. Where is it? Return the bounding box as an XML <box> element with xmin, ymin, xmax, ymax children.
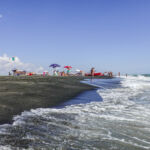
<box><xmin>0</xmin><ymin>76</ymin><xmax>150</xmax><ymax>150</ymax></box>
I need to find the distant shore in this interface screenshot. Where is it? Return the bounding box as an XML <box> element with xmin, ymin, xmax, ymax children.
<box><xmin>0</xmin><ymin>76</ymin><xmax>111</xmax><ymax>124</ymax></box>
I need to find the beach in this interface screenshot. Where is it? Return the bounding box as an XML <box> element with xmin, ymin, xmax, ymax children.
<box><xmin>0</xmin><ymin>76</ymin><xmax>150</xmax><ymax>149</ymax></box>
<box><xmin>0</xmin><ymin>76</ymin><xmax>108</xmax><ymax>124</ymax></box>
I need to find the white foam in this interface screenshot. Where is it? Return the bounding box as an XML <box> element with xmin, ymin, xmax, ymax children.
<box><xmin>0</xmin><ymin>75</ymin><xmax>150</xmax><ymax>149</ymax></box>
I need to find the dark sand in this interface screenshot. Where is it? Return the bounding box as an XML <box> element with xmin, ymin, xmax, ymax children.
<box><xmin>0</xmin><ymin>76</ymin><xmax>109</xmax><ymax>124</ymax></box>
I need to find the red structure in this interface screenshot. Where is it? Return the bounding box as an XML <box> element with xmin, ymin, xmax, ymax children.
<box><xmin>85</xmin><ymin>72</ymin><xmax>104</xmax><ymax>76</ymax></box>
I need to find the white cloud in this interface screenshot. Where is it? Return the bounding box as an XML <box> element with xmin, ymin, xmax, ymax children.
<box><xmin>0</xmin><ymin>54</ymin><xmax>44</xmax><ymax>75</ymax></box>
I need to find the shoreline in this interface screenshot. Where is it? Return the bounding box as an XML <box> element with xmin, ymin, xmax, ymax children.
<box><xmin>0</xmin><ymin>76</ymin><xmax>110</xmax><ymax>124</ymax></box>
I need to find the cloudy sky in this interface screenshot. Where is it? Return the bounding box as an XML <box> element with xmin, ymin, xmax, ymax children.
<box><xmin>0</xmin><ymin>54</ymin><xmax>44</xmax><ymax>75</ymax></box>
<box><xmin>0</xmin><ymin>0</ymin><xmax>150</xmax><ymax>74</ymax></box>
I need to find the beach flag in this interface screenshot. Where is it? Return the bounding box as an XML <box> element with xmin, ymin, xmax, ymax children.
<box><xmin>12</xmin><ymin>57</ymin><xmax>15</xmax><ymax>61</ymax></box>
<box><xmin>10</xmin><ymin>57</ymin><xmax>15</xmax><ymax>61</ymax></box>
<box><xmin>9</xmin><ymin>57</ymin><xmax>15</xmax><ymax>62</ymax></box>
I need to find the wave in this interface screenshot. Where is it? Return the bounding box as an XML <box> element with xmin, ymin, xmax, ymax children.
<box><xmin>0</xmin><ymin>76</ymin><xmax>150</xmax><ymax>149</ymax></box>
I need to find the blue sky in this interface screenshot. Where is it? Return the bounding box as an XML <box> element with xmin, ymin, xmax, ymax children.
<box><xmin>0</xmin><ymin>0</ymin><xmax>150</xmax><ymax>74</ymax></box>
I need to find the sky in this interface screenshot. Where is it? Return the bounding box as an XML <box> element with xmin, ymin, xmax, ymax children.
<box><xmin>0</xmin><ymin>0</ymin><xmax>150</xmax><ymax>75</ymax></box>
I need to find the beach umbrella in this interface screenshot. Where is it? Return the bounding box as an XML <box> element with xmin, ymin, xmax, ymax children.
<box><xmin>49</xmin><ymin>64</ymin><xmax>60</xmax><ymax>68</ymax></box>
<box><xmin>64</xmin><ymin>66</ymin><xmax>72</xmax><ymax>75</ymax></box>
<box><xmin>49</xmin><ymin>64</ymin><xmax>60</xmax><ymax>76</ymax></box>
<box><xmin>64</xmin><ymin>66</ymin><xmax>72</xmax><ymax>70</ymax></box>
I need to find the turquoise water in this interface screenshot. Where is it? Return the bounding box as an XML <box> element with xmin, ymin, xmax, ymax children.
<box><xmin>142</xmin><ymin>74</ymin><xmax>150</xmax><ymax>77</ymax></box>
<box><xmin>132</xmin><ymin>74</ymin><xmax>150</xmax><ymax>77</ymax></box>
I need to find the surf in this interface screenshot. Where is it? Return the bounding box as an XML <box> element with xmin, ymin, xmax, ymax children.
<box><xmin>0</xmin><ymin>75</ymin><xmax>150</xmax><ymax>150</ymax></box>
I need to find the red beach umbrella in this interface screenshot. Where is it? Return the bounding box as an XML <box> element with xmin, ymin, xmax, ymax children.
<box><xmin>64</xmin><ymin>66</ymin><xmax>72</xmax><ymax>70</ymax></box>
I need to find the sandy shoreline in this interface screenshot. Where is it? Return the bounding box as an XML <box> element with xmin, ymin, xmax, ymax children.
<box><xmin>0</xmin><ymin>76</ymin><xmax>109</xmax><ymax>124</ymax></box>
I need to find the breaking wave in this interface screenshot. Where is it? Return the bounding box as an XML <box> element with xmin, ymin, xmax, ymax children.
<box><xmin>0</xmin><ymin>75</ymin><xmax>150</xmax><ymax>150</ymax></box>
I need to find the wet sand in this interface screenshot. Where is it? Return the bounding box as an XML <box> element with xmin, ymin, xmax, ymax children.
<box><xmin>0</xmin><ymin>76</ymin><xmax>109</xmax><ymax>124</ymax></box>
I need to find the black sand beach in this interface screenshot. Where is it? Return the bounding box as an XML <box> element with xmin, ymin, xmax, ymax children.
<box><xmin>0</xmin><ymin>76</ymin><xmax>111</xmax><ymax>124</ymax></box>
<box><xmin>0</xmin><ymin>76</ymin><xmax>105</xmax><ymax>124</ymax></box>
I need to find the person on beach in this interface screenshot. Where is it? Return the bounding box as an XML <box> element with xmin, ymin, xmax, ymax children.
<box><xmin>108</xmin><ymin>72</ymin><xmax>113</xmax><ymax>77</ymax></box>
<box><xmin>80</xmin><ymin>70</ymin><xmax>85</xmax><ymax>76</ymax></box>
<box><xmin>56</xmin><ymin>70</ymin><xmax>60</xmax><ymax>76</ymax></box>
<box><xmin>53</xmin><ymin>70</ymin><xmax>57</xmax><ymax>76</ymax></box>
<box><xmin>67</xmin><ymin>69</ymin><xmax>70</xmax><ymax>75</ymax></box>
<box><xmin>91</xmin><ymin>67</ymin><xmax>95</xmax><ymax>82</ymax></box>
<box><xmin>91</xmin><ymin>67</ymin><xmax>95</xmax><ymax>76</ymax></box>
<box><xmin>118</xmin><ymin>72</ymin><xmax>120</xmax><ymax>77</ymax></box>
<box><xmin>61</xmin><ymin>71</ymin><xmax>65</xmax><ymax>76</ymax></box>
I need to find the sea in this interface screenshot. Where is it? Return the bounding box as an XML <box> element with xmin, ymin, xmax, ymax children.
<box><xmin>0</xmin><ymin>75</ymin><xmax>150</xmax><ymax>150</ymax></box>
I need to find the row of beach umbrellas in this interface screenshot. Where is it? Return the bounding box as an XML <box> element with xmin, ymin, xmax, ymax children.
<box><xmin>49</xmin><ymin>64</ymin><xmax>72</xmax><ymax>70</ymax></box>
